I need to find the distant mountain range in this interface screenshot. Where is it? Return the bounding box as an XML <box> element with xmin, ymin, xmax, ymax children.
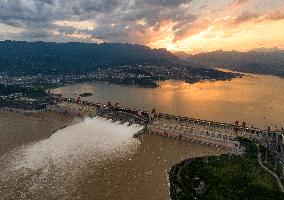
<box><xmin>177</xmin><ymin>49</ymin><xmax>284</xmax><ymax>77</ymax></box>
<box><xmin>0</xmin><ymin>41</ymin><xmax>186</xmax><ymax>75</ymax></box>
<box><xmin>2</xmin><ymin>41</ymin><xmax>282</xmax><ymax>78</ymax></box>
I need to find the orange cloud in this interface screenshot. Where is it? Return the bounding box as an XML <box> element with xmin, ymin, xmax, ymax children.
<box><xmin>172</xmin><ymin>19</ymin><xmax>211</xmax><ymax>42</ymax></box>
<box><xmin>141</xmin><ymin>2</ymin><xmax>284</xmax><ymax>53</ymax></box>
<box><xmin>147</xmin><ymin>5</ymin><xmax>284</xmax><ymax>53</ymax></box>
<box><xmin>229</xmin><ymin>7</ymin><xmax>284</xmax><ymax>27</ymax></box>
<box><xmin>169</xmin><ymin>6</ymin><xmax>284</xmax><ymax>43</ymax></box>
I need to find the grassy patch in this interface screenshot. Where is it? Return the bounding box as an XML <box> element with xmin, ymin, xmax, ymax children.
<box><xmin>259</xmin><ymin>145</ymin><xmax>284</xmax><ymax>185</ymax></box>
<box><xmin>169</xmin><ymin>139</ymin><xmax>284</xmax><ymax>200</ymax></box>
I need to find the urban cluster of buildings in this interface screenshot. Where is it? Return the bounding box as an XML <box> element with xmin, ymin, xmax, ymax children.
<box><xmin>141</xmin><ymin>65</ymin><xmax>205</xmax><ymax>80</ymax></box>
<box><xmin>0</xmin><ymin>72</ymin><xmax>85</xmax><ymax>87</ymax></box>
<box><xmin>0</xmin><ymin>92</ymin><xmax>54</xmax><ymax>110</ymax></box>
<box><xmin>139</xmin><ymin>65</ymin><xmax>239</xmax><ymax>83</ymax></box>
<box><xmin>0</xmin><ymin>65</ymin><xmax>239</xmax><ymax>89</ymax></box>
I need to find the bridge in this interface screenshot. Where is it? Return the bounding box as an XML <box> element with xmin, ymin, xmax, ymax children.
<box><xmin>48</xmin><ymin>97</ymin><xmax>284</xmax><ymax>161</ymax></box>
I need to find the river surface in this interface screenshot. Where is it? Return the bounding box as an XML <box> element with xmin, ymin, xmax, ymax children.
<box><xmin>0</xmin><ymin>113</ymin><xmax>221</xmax><ymax>200</ymax></box>
<box><xmin>1</xmin><ymin>73</ymin><xmax>284</xmax><ymax>200</ymax></box>
<box><xmin>52</xmin><ymin>73</ymin><xmax>284</xmax><ymax>129</ymax></box>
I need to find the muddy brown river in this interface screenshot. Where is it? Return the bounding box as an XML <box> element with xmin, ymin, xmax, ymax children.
<box><xmin>1</xmin><ymin>72</ymin><xmax>284</xmax><ymax>199</ymax></box>
<box><xmin>0</xmin><ymin>113</ymin><xmax>222</xmax><ymax>200</ymax></box>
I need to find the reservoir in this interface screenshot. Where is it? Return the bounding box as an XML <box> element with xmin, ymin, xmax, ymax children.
<box><xmin>52</xmin><ymin>73</ymin><xmax>284</xmax><ymax>129</ymax></box>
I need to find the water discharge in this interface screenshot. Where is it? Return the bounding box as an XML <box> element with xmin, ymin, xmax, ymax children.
<box><xmin>0</xmin><ymin>117</ymin><xmax>143</xmax><ymax>199</ymax></box>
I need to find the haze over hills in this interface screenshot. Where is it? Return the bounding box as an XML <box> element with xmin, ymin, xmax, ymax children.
<box><xmin>178</xmin><ymin>49</ymin><xmax>284</xmax><ymax>77</ymax></box>
<box><xmin>0</xmin><ymin>40</ymin><xmax>240</xmax><ymax>89</ymax></box>
<box><xmin>0</xmin><ymin>40</ymin><xmax>185</xmax><ymax>75</ymax></box>
<box><xmin>2</xmin><ymin>40</ymin><xmax>283</xmax><ymax>79</ymax></box>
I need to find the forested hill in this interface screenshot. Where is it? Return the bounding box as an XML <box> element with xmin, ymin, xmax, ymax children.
<box><xmin>179</xmin><ymin>50</ymin><xmax>284</xmax><ymax>77</ymax></box>
<box><xmin>0</xmin><ymin>41</ymin><xmax>182</xmax><ymax>75</ymax></box>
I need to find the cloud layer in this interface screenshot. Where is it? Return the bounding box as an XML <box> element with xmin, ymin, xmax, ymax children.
<box><xmin>0</xmin><ymin>0</ymin><xmax>195</xmax><ymax>43</ymax></box>
<box><xmin>0</xmin><ymin>0</ymin><xmax>284</xmax><ymax>52</ymax></box>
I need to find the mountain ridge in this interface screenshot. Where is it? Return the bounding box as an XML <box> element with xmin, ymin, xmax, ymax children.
<box><xmin>177</xmin><ymin>49</ymin><xmax>284</xmax><ymax>77</ymax></box>
<box><xmin>0</xmin><ymin>40</ymin><xmax>185</xmax><ymax>75</ymax></box>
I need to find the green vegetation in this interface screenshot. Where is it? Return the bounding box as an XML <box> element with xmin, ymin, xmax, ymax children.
<box><xmin>259</xmin><ymin>145</ymin><xmax>284</xmax><ymax>185</ymax></box>
<box><xmin>0</xmin><ymin>84</ymin><xmax>53</xmax><ymax>110</ymax></box>
<box><xmin>0</xmin><ymin>41</ymin><xmax>179</xmax><ymax>75</ymax></box>
<box><xmin>169</xmin><ymin>140</ymin><xmax>284</xmax><ymax>200</ymax></box>
<box><xmin>0</xmin><ymin>84</ymin><xmax>46</xmax><ymax>97</ymax></box>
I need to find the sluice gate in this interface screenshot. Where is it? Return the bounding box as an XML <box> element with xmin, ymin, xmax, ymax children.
<box><xmin>49</xmin><ymin>97</ymin><xmax>284</xmax><ymax>159</ymax></box>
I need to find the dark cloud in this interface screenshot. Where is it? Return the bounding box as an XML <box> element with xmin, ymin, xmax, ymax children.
<box><xmin>135</xmin><ymin>0</ymin><xmax>191</xmax><ymax>7</ymax></box>
<box><xmin>233</xmin><ymin>11</ymin><xmax>259</xmax><ymax>24</ymax></box>
<box><xmin>1</xmin><ymin>0</ymin><xmax>284</xmax><ymax>44</ymax></box>
<box><xmin>40</xmin><ymin>0</ymin><xmax>54</xmax><ymax>5</ymax></box>
<box><xmin>19</xmin><ymin>30</ymin><xmax>53</xmax><ymax>39</ymax></box>
<box><xmin>232</xmin><ymin>8</ymin><xmax>284</xmax><ymax>26</ymax></box>
<box><xmin>0</xmin><ymin>0</ymin><xmax>196</xmax><ymax>43</ymax></box>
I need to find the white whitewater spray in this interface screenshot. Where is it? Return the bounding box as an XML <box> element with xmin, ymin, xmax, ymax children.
<box><xmin>0</xmin><ymin>117</ymin><xmax>144</xmax><ymax>199</ymax></box>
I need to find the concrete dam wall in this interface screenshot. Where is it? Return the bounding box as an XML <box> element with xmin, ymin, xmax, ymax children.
<box><xmin>48</xmin><ymin>97</ymin><xmax>284</xmax><ymax>159</ymax></box>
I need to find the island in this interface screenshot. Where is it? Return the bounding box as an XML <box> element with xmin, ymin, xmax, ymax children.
<box><xmin>79</xmin><ymin>93</ymin><xmax>94</xmax><ymax>97</ymax></box>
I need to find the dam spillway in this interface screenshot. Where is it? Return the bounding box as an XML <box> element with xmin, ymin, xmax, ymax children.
<box><xmin>48</xmin><ymin>97</ymin><xmax>284</xmax><ymax>162</ymax></box>
<box><xmin>0</xmin><ymin>114</ymin><xmax>224</xmax><ymax>200</ymax></box>
<box><xmin>0</xmin><ymin>116</ymin><xmax>145</xmax><ymax>199</ymax></box>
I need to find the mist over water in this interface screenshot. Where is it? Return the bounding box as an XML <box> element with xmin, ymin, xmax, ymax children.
<box><xmin>0</xmin><ymin>117</ymin><xmax>143</xmax><ymax>199</ymax></box>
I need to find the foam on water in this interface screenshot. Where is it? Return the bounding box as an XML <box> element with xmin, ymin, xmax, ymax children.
<box><xmin>18</xmin><ymin>117</ymin><xmax>143</xmax><ymax>169</ymax></box>
<box><xmin>0</xmin><ymin>117</ymin><xmax>143</xmax><ymax>199</ymax></box>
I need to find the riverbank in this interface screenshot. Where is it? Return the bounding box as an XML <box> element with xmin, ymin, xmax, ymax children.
<box><xmin>0</xmin><ymin>110</ymin><xmax>74</xmax><ymax>156</ymax></box>
<box><xmin>169</xmin><ymin>139</ymin><xmax>284</xmax><ymax>200</ymax></box>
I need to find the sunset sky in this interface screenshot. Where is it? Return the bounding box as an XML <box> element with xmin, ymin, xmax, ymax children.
<box><xmin>0</xmin><ymin>0</ymin><xmax>284</xmax><ymax>53</ymax></box>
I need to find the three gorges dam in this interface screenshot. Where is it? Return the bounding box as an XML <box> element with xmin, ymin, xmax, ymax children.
<box><xmin>48</xmin><ymin>96</ymin><xmax>284</xmax><ymax>166</ymax></box>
